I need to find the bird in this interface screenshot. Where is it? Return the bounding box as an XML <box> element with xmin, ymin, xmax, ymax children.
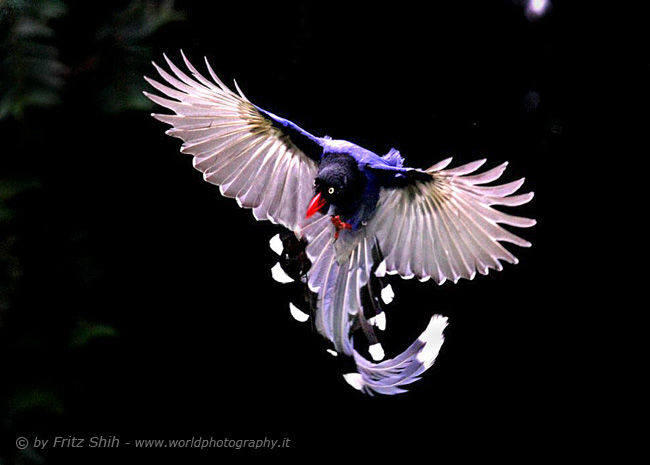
<box><xmin>143</xmin><ymin>52</ymin><xmax>536</xmax><ymax>395</ymax></box>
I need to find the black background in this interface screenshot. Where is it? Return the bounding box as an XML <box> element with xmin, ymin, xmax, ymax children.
<box><xmin>1</xmin><ymin>0</ymin><xmax>617</xmax><ymax>462</ymax></box>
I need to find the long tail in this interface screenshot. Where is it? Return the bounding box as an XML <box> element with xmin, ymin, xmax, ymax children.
<box><xmin>346</xmin><ymin>315</ymin><xmax>448</xmax><ymax>395</ymax></box>
<box><xmin>293</xmin><ymin>214</ymin><xmax>449</xmax><ymax>395</ymax></box>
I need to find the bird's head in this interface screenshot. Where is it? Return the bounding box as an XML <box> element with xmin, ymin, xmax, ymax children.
<box><xmin>306</xmin><ymin>153</ymin><xmax>366</xmax><ymax>218</ymax></box>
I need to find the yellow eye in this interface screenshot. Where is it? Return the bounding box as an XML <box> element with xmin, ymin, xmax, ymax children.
<box><xmin>328</xmin><ymin>187</ymin><xmax>335</xmax><ymax>195</ymax></box>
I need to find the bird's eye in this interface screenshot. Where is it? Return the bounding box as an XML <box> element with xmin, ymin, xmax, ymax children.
<box><xmin>328</xmin><ymin>187</ymin><xmax>335</xmax><ymax>195</ymax></box>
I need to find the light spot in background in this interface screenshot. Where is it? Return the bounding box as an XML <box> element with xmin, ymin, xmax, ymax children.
<box><xmin>289</xmin><ymin>302</ymin><xmax>309</xmax><ymax>322</ymax></box>
<box><xmin>326</xmin><ymin>349</ymin><xmax>338</xmax><ymax>357</ymax></box>
<box><xmin>271</xmin><ymin>262</ymin><xmax>293</xmax><ymax>283</ymax></box>
<box><xmin>547</xmin><ymin>117</ymin><xmax>563</xmax><ymax>135</ymax></box>
<box><xmin>523</xmin><ymin>90</ymin><xmax>541</xmax><ymax>113</ymax></box>
<box><xmin>529</xmin><ymin>0</ymin><xmax>548</xmax><ymax>15</ymax></box>
<box><xmin>269</xmin><ymin>233</ymin><xmax>283</xmax><ymax>256</ymax></box>
<box><xmin>525</xmin><ymin>0</ymin><xmax>551</xmax><ymax>20</ymax></box>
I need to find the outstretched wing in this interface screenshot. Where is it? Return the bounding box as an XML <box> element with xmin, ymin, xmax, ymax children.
<box><xmin>144</xmin><ymin>52</ymin><xmax>321</xmax><ymax>233</ymax></box>
<box><xmin>367</xmin><ymin>158</ymin><xmax>535</xmax><ymax>284</ymax></box>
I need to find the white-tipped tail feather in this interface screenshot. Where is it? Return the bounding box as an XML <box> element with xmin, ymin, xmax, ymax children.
<box><xmin>289</xmin><ymin>302</ymin><xmax>309</xmax><ymax>322</ymax></box>
<box><xmin>416</xmin><ymin>315</ymin><xmax>449</xmax><ymax>369</ymax></box>
<box><xmin>269</xmin><ymin>234</ymin><xmax>283</xmax><ymax>256</ymax></box>
<box><xmin>343</xmin><ymin>373</ymin><xmax>365</xmax><ymax>391</ymax></box>
<box><xmin>145</xmin><ymin>55</ymin><xmax>534</xmax><ymax>396</ymax></box>
<box><xmin>369</xmin><ymin>312</ymin><xmax>386</xmax><ymax>331</ymax></box>
<box><xmin>368</xmin><ymin>343</ymin><xmax>386</xmax><ymax>361</ymax></box>
<box><xmin>381</xmin><ymin>284</ymin><xmax>394</xmax><ymax>304</ymax></box>
<box><xmin>349</xmin><ymin>315</ymin><xmax>448</xmax><ymax>395</ymax></box>
<box><xmin>271</xmin><ymin>262</ymin><xmax>293</xmax><ymax>284</ymax></box>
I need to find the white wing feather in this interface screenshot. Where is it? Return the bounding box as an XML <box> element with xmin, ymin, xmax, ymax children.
<box><xmin>144</xmin><ymin>53</ymin><xmax>319</xmax><ymax>233</ymax></box>
<box><xmin>367</xmin><ymin>159</ymin><xmax>535</xmax><ymax>284</ymax></box>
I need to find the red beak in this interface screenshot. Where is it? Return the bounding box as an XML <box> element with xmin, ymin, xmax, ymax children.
<box><xmin>306</xmin><ymin>192</ymin><xmax>327</xmax><ymax>218</ymax></box>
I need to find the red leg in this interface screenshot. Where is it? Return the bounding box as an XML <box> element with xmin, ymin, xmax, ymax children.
<box><xmin>331</xmin><ymin>215</ymin><xmax>352</xmax><ymax>239</ymax></box>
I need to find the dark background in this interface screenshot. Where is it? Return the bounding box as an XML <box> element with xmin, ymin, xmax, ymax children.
<box><xmin>0</xmin><ymin>0</ymin><xmax>613</xmax><ymax>462</ymax></box>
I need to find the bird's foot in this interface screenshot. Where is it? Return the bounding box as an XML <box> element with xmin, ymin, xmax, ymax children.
<box><xmin>331</xmin><ymin>215</ymin><xmax>352</xmax><ymax>240</ymax></box>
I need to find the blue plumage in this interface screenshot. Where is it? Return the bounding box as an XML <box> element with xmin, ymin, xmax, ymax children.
<box><xmin>258</xmin><ymin>106</ymin><xmax>432</xmax><ymax>232</ymax></box>
<box><xmin>145</xmin><ymin>53</ymin><xmax>535</xmax><ymax>395</ymax></box>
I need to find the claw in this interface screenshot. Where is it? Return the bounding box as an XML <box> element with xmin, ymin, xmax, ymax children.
<box><xmin>331</xmin><ymin>215</ymin><xmax>352</xmax><ymax>239</ymax></box>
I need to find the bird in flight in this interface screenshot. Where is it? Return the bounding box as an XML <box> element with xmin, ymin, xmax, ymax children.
<box><xmin>144</xmin><ymin>52</ymin><xmax>535</xmax><ymax>395</ymax></box>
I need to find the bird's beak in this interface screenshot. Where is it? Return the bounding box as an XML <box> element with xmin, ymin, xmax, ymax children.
<box><xmin>306</xmin><ymin>192</ymin><xmax>327</xmax><ymax>218</ymax></box>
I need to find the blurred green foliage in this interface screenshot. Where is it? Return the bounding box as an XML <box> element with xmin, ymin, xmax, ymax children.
<box><xmin>0</xmin><ymin>2</ymin><xmax>185</xmax><ymax>463</ymax></box>
<box><xmin>7</xmin><ymin>386</ymin><xmax>64</xmax><ymax>415</ymax></box>
<box><xmin>68</xmin><ymin>319</ymin><xmax>118</xmax><ymax>349</ymax></box>
<box><xmin>0</xmin><ymin>0</ymin><xmax>67</xmax><ymax>119</ymax></box>
<box><xmin>0</xmin><ymin>0</ymin><xmax>184</xmax><ymax>119</ymax></box>
<box><xmin>93</xmin><ymin>0</ymin><xmax>185</xmax><ymax>113</ymax></box>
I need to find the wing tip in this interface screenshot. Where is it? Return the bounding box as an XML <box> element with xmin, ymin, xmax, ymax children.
<box><xmin>233</xmin><ymin>79</ymin><xmax>249</xmax><ymax>102</ymax></box>
<box><xmin>520</xmin><ymin>238</ymin><xmax>533</xmax><ymax>248</ymax></box>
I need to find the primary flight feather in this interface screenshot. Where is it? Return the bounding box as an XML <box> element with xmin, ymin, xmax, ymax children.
<box><xmin>144</xmin><ymin>52</ymin><xmax>535</xmax><ymax>395</ymax></box>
